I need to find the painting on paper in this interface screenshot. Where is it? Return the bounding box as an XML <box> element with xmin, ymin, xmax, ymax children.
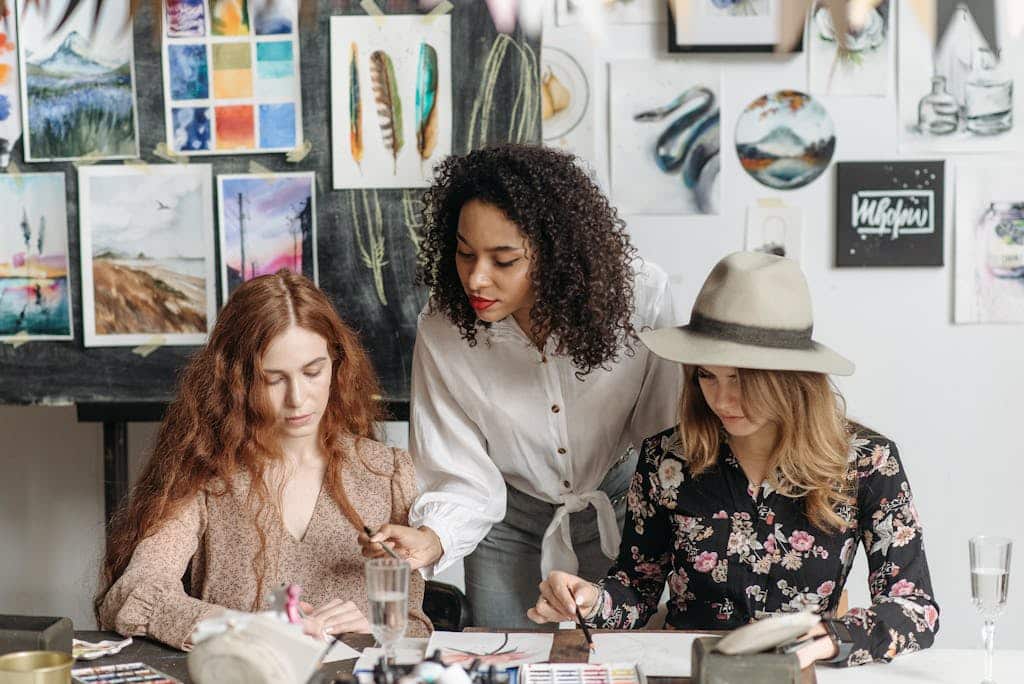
<box><xmin>542</xmin><ymin>29</ymin><xmax>600</xmax><ymax>185</ymax></box>
<box><xmin>218</xmin><ymin>172</ymin><xmax>317</xmax><ymax>302</ymax></box>
<box><xmin>162</xmin><ymin>0</ymin><xmax>303</xmax><ymax>155</ymax></box>
<box><xmin>807</xmin><ymin>0</ymin><xmax>891</xmax><ymax>96</ymax></box>
<box><xmin>610</xmin><ymin>60</ymin><xmax>721</xmax><ymax>215</ymax></box>
<box><xmin>16</xmin><ymin>0</ymin><xmax>139</xmax><ymax>161</ymax></box>
<box><xmin>735</xmin><ymin>90</ymin><xmax>835</xmax><ymax>191</ymax></box>
<box><xmin>900</xmin><ymin>0</ymin><xmax>1024</xmax><ymax>153</ymax></box>
<box><xmin>0</xmin><ymin>173</ymin><xmax>72</xmax><ymax>340</ymax></box>
<box><xmin>954</xmin><ymin>160</ymin><xmax>1024</xmax><ymax>324</ymax></box>
<box><xmin>0</xmin><ymin>6</ymin><xmax>21</xmax><ymax>168</ymax></box>
<box><xmin>556</xmin><ymin>0</ymin><xmax>664</xmax><ymax>27</ymax></box>
<box><xmin>745</xmin><ymin>204</ymin><xmax>803</xmax><ymax>264</ymax></box>
<box><xmin>669</xmin><ymin>0</ymin><xmax>797</xmax><ymax>53</ymax></box>
<box><xmin>330</xmin><ymin>15</ymin><xmax>452</xmax><ymax>189</ymax></box>
<box><xmin>835</xmin><ymin>161</ymin><xmax>944</xmax><ymax>267</ymax></box>
<box><xmin>78</xmin><ymin>165</ymin><xmax>216</xmax><ymax>347</ymax></box>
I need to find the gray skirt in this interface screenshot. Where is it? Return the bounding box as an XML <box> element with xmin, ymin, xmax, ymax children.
<box><xmin>463</xmin><ymin>449</ymin><xmax>636</xmax><ymax>628</ymax></box>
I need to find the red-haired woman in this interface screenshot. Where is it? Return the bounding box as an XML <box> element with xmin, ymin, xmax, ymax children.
<box><xmin>95</xmin><ymin>271</ymin><xmax>431</xmax><ymax>650</ymax></box>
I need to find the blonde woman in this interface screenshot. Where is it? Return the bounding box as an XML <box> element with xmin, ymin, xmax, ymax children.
<box><xmin>528</xmin><ymin>252</ymin><xmax>938</xmax><ymax>668</ymax></box>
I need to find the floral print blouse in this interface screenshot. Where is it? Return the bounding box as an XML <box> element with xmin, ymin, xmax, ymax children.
<box><xmin>589</xmin><ymin>426</ymin><xmax>939</xmax><ymax>667</ymax></box>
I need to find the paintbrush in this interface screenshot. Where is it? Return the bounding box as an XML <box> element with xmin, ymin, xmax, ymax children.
<box><xmin>363</xmin><ymin>525</ymin><xmax>402</xmax><ymax>560</ymax></box>
<box><xmin>568</xmin><ymin>586</ymin><xmax>595</xmax><ymax>653</ymax></box>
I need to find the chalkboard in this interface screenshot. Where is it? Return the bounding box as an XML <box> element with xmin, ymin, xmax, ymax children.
<box><xmin>0</xmin><ymin>0</ymin><xmax>541</xmax><ymax>405</ymax></box>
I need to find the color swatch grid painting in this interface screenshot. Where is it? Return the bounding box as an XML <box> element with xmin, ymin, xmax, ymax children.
<box><xmin>0</xmin><ymin>5</ymin><xmax>21</xmax><ymax>167</ymax></box>
<box><xmin>330</xmin><ymin>15</ymin><xmax>452</xmax><ymax>189</ymax></box>
<box><xmin>162</xmin><ymin>0</ymin><xmax>303</xmax><ymax>155</ymax></box>
<box><xmin>16</xmin><ymin>0</ymin><xmax>139</xmax><ymax>161</ymax></box>
<box><xmin>0</xmin><ymin>173</ymin><xmax>73</xmax><ymax>341</ymax></box>
<box><xmin>217</xmin><ymin>172</ymin><xmax>317</xmax><ymax>303</ymax></box>
<box><xmin>78</xmin><ymin>165</ymin><xmax>217</xmax><ymax>347</ymax></box>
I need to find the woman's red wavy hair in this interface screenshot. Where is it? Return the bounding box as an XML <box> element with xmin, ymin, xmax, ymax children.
<box><xmin>95</xmin><ymin>270</ymin><xmax>384</xmax><ymax>620</ymax></box>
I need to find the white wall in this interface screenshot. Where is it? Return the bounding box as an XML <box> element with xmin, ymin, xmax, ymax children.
<box><xmin>2</xmin><ymin>3</ymin><xmax>1021</xmax><ymax>652</ymax></box>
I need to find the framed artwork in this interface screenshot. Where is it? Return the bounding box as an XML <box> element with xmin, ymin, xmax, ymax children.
<box><xmin>217</xmin><ymin>172</ymin><xmax>317</xmax><ymax>303</ymax></box>
<box><xmin>899</xmin><ymin>0</ymin><xmax>1024</xmax><ymax>153</ymax></box>
<box><xmin>954</xmin><ymin>160</ymin><xmax>1024</xmax><ymax>323</ymax></box>
<box><xmin>735</xmin><ymin>90</ymin><xmax>834</xmax><ymax>190</ymax></box>
<box><xmin>835</xmin><ymin>161</ymin><xmax>944</xmax><ymax>267</ymax></box>
<box><xmin>0</xmin><ymin>5</ymin><xmax>21</xmax><ymax>167</ymax></box>
<box><xmin>78</xmin><ymin>165</ymin><xmax>217</xmax><ymax>347</ymax></box>
<box><xmin>669</xmin><ymin>0</ymin><xmax>800</xmax><ymax>53</ymax></box>
<box><xmin>330</xmin><ymin>15</ymin><xmax>452</xmax><ymax>189</ymax></box>
<box><xmin>16</xmin><ymin>0</ymin><xmax>139</xmax><ymax>161</ymax></box>
<box><xmin>807</xmin><ymin>0</ymin><xmax>892</xmax><ymax>96</ymax></box>
<box><xmin>0</xmin><ymin>173</ymin><xmax>73</xmax><ymax>340</ymax></box>
<box><xmin>162</xmin><ymin>0</ymin><xmax>304</xmax><ymax>155</ymax></box>
<box><xmin>610</xmin><ymin>59</ymin><xmax>721</xmax><ymax>215</ymax></box>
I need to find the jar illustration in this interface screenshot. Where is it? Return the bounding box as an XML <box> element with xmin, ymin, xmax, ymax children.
<box><xmin>981</xmin><ymin>202</ymin><xmax>1024</xmax><ymax>277</ymax></box>
<box><xmin>918</xmin><ymin>75</ymin><xmax>959</xmax><ymax>135</ymax></box>
<box><xmin>964</xmin><ymin>47</ymin><xmax>1013</xmax><ymax>134</ymax></box>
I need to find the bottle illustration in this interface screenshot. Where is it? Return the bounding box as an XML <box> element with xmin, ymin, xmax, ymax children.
<box><xmin>964</xmin><ymin>47</ymin><xmax>1013</xmax><ymax>134</ymax></box>
<box><xmin>982</xmin><ymin>202</ymin><xmax>1024</xmax><ymax>277</ymax></box>
<box><xmin>918</xmin><ymin>75</ymin><xmax>959</xmax><ymax>135</ymax></box>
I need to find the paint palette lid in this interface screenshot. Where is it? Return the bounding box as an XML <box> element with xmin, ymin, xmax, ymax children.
<box><xmin>713</xmin><ymin>611</ymin><xmax>820</xmax><ymax>656</ymax></box>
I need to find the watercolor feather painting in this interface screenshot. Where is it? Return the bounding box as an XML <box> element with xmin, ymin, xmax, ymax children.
<box><xmin>331</xmin><ymin>15</ymin><xmax>451</xmax><ymax>189</ymax></box>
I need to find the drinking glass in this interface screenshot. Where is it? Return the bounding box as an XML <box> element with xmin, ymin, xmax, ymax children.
<box><xmin>970</xmin><ymin>536</ymin><xmax>1012</xmax><ymax>683</ymax></box>
<box><xmin>365</xmin><ymin>558</ymin><xmax>410</xmax><ymax>664</ymax></box>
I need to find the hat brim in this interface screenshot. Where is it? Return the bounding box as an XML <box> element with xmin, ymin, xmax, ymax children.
<box><xmin>639</xmin><ymin>326</ymin><xmax>855</xmax><ymax>376</ymax></box>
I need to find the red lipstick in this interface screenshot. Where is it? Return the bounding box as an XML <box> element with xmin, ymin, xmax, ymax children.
<box><xmin>469</xmin><ymin>295</ymin><xmax>497</xmax><ymax>311</ymax></box>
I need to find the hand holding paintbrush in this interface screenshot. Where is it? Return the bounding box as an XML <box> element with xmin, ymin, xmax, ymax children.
<box><xmin>568</xmin><ymin>586</ymin><xmax>595</xmax><ymax>653</ymax></box>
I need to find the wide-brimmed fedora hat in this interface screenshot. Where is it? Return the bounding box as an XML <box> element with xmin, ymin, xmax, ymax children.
<box><xmin>640</xmin><ymin>251</ymin><xmax>854</xmax><ymax>375</ymax></box>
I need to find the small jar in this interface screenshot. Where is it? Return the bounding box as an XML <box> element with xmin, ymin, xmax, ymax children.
<box><xmin>918</xmin><ymin>75</ymin><xmax>959</xmax><ymax>135</ymax></box>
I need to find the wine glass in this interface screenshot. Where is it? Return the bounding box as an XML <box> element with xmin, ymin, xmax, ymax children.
<box><xmin>365</xmin><ymin>558</ymin><xmax>410</xmax><ymax>664</ymax></box>
<box><xmin>970</xmin><ymin>536</ymin><xmax>1012</xmax><ymax>683</ymax></box>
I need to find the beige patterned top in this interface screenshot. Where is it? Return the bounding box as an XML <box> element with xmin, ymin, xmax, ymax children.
<box><xmin>99</xmin><ymin>435</ymin><xmax>432</xmax><ymax>649</ymax></box>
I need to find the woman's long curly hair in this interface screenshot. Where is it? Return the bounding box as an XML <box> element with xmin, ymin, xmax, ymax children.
<box><xmin>679</xmin><ymin>365</ymin><xmax>855</xmax><ymax>532</ymax></box>
<box><xmin>417</xmin><ymin>144</ymin><xmax>638</xmax><ymax>376</ymax></box>
<box><xmin>94</xmin><ymin>271</ymin><xmax>384</xmax><ymax>621</ymax></box>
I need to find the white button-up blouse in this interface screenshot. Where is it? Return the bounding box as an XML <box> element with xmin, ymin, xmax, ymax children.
<box><xmin>408</xmin><ymin>261</ymin><xmax>683</xmax><ymax>578</ymax></box>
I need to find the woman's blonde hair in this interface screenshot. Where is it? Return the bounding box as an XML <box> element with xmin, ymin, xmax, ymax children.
<box><xmin>679</xmin><ymin>364</ymin><xmax>854</xmax><ymax>532</ymax></box>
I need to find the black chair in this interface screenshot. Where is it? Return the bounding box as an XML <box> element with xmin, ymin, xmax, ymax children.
<box><xmin>423</xmin><ymin>580</ymin><xmax>471</xmax><ymax>632</ymax></box>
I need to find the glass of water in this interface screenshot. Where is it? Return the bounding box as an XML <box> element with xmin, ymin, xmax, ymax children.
<box><xmin>970</xmin><ymin>536</ymin><xmax>1012</xmax><ymax>683</ymax></box>
<box><xmin>365</xmin><ymin>558</ymin><xmax>410</xmax><ymax>664</ymax></box>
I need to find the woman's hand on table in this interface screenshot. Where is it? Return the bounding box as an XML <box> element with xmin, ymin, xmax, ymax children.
<box><xmin>527</xmin><ymin>571</ymin><xmax>600</xmax><ymax>624</ymax></box>
<box><xmin>300</xmin><ymin>599</ymin><xmax>370</xmax><ymax>639</ymax></box>
<box><xmin>793</xmin><ymin>622</ymin><xmax>839</xmax><ymax>669</ymax></box>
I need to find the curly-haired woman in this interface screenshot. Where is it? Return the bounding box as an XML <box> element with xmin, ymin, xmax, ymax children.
<box><xmin>95</xmin><ymin>271</ymin><xmax>431</xmax><ymax>650</ymax></box>
<box><xmin>358</xmin><ymin>145</ymin><xmax>682</xmax><ymax>626</ymax></box>
<box><xmin>528</xmin><ymin>252</ymin><xmax>939</xmax><ymax>668</ymax></box>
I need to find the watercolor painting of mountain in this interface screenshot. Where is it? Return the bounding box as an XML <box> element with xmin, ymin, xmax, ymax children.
<box><xmin>217</xmin><ymin>172</ymin><xmax>317</xmax><ymax>303</ymax></box>
<box><xmin>0</xmin><ymin>173</ymin><xmax>72</xmax><ymax>340</ymax></box>
<box><xmin>78</xmin><ymin>165</ymin><xmax>216</xmax><ymax>347</ymax></box>
<box><xmin>16</xmin><ymin>0</ymin><xmax>139</xmax><ymax>161</ymax></box>
<box><xmin>735</xmin><ymin>90</ymin><xmax>835</xmax><ymax>190</ymax></box>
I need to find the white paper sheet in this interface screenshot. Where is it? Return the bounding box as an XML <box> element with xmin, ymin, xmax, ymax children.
<box><xmin>589</xmin><ymin>632</ymin><xmax>710</xmax><ymax>677</ymax></box>
<box><xmin>425</xmin><ymin>632</ymin><xmax>554</xmax><ymax>669</ymax></box>
<box><xmin>321</xmin><ymin>638</ymin><xmax>363</xmax><ymax>663</ymax></box>
<box><xmin>352</xmin><ymin>637</ymin><xmax>429</xmax><ymax>671</ymax></box>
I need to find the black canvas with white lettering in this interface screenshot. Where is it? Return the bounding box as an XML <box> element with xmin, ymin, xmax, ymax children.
<box><xmin>835</xmin><ymin>161</ymin><xmax>944</xmax><ymax>267</ymax></box>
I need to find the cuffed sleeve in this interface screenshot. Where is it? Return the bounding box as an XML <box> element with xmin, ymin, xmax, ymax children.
<box><xmin>408</xmin><ymin>315</ymin><xmax>507</xmax><ymax>578</ymax></box>
<box><xmin>98</xmin><ymin>493</ymin><xmax>223</xmax><ymax>650</ymax></box>
<box><xmin>837</xmin><ymin>441</ymin><xmax>940</xmax><ymax>667</ymax></box>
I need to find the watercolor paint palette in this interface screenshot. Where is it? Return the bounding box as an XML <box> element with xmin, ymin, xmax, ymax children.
<box><xmin>72</xmin><ymin>661</ymin><xmax>182</xmax><ymax>683</ymax></box>
<box><xmin>161</xmin><ymin>0</ymin><xmax>302</xmax><ymax>154</ymax></box>
<box><xmin>519</xmin><ymin>663</ymin><xmax>645</xmax><ymax>684</ymax></box>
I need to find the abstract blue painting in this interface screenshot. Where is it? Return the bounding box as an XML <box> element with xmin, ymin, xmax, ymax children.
<box><xmin>172</xmin><ymin>106</ymin><xmax>212</xmax><ymax>151</ymax></box>
<box><xmin>251</xmin><ymin>0</ymin><xmax>294</xmax><ymax>35</ymax></box>
<box><xmin>169</xmin><ymin>44</ymin><xmax>208</xmax><ymax>100</ymax></box>
<box><xmin>255</xmin><ymin>40</ymin><xmax>294</xmax><ymax>99</ymax></box>
<box><xmin>259</xmin><ymin>103</ymin><xmax>295</xmax><ymax>149</ymax></box>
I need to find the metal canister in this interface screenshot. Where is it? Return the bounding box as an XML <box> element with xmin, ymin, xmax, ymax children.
<box><xmin>0</xmin><ymin>651</ymin><xmax>72</xmax><ymax>684</ymax></box>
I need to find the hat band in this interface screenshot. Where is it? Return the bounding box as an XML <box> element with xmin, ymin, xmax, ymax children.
<box><xmin>689</xmin><ymin>311</ymin><xmax>814</xmax><ymax>350</ymax></box>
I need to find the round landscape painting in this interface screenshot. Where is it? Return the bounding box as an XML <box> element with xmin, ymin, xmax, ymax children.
<box><xmin>735</xmin><ymin>90</ymin><xmax>835</xmax><ymax>190</ymax></box>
